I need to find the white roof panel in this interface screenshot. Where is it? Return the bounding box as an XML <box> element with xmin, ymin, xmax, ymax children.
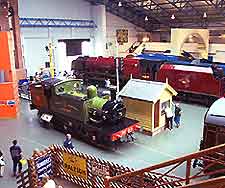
<box><xmin>118</xmin><ymin>79</ymin><xmax>167</xmax><ymax>103</ymax></box>
<box><xmin>173</xmin><ymin>65</ymin><xmax>213</xmax><ymax>74</ymax></box>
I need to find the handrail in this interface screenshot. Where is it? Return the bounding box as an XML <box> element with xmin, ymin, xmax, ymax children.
<box><xmin>181</xmin><ymin>176</ymin><xmax>225</xmax><ymax>188</ymax></box>
<box><xmin>104</xmin><ymin>143</ymin><xmax>225</xmax><ymax>187</ymax></box>
<box><xmin>107</xmin><ymin>144</ymin><xmax>225</xmax><ymax>182</ymax></box>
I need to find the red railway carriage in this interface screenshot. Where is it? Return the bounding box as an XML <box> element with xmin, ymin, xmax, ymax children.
<box><xmin>157</xmin><ymin>64</ymin><xmax>225</xmax><ymax>104</ymax></box>
<box><xmin>72</xmin><ymin>56</ymin><xmax>225</xmax><ymax>105</ymax></box>
<box><xmin>72</xmin><ymin>56</ymin><xmax>118</xmax><ymax>82</ymax></box>
<box><xmin>122</xmin><ymin>58</ymin><xmax>140</xmax><ymax>79</ymax></box>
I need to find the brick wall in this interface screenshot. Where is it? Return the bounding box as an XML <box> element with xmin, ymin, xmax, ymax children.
<box><xmin>0</xmin><ymin>1</ymin><xmax>9</xmax><ymax>31</ymax></box>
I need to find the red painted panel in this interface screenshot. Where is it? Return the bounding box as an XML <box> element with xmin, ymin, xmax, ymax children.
<box><xmin>157</xmin><ymin>64</ymin><xmax>221</xmax><ymax>97</ymax></box>
<box><xmin>0</xmin><ymin>32</ymin><xmax>11</xmax><ymax>70</ymax></box>
<box><xmin>0</xmin><ymin>32</ymin><xmax>19</xmax><ymax>119</ymax></box>
<box><xmin>123</xmin><ymin>58</ymin><xmax>140</xmax><ymax>79</ymax></box>
<box><xmin>96</xmin><ymin>57</ymin><xmax>115</xmax><ymax>72</ymax></box>
<box><xmin>111</xmin><ymin>123</ymin><xmax>140</xmax><ymax>141</ymax></box>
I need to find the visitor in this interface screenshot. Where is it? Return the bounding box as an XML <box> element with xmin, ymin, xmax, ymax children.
<box><xmin>165</xmin><ymin>106</ymin><xmax>173</xmax><ymax>130</ymax></box>
<box><xmin>42</xmin><ymin>176</ymin><xmax>56</xmax><ymax>188</ymax></box>
<box><xmin>63</xmin><ymin>134</ymin><xmax>74</xmax><ymax>149</ymax></box>
<box><xmin>32</xmin><ymin>148</ymin><xmax>40</xmax><ymax>158</ymax></box>
<box><xmin>174</xmin><ymin>103</ymin><xmax>182</xmax><ymax>128</ymax></box>
<box><xmin>105</xmin><ymin>78</ymin><xmax>111</xmax><ymax>89</ymax></box>
<box><xmin>10</xmin><ymin>140</ymin><xmax>22</xmax><ymax>176</ymax></box>
<box><xmin>0</xmin><ymin>149</ymin><xmax>5</xmax><ymax>177</ymax></box>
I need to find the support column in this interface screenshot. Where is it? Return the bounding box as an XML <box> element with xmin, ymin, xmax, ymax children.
<box><xmin>91</xmin><ymin>4</ymin><xmax>107</xmax><ymax>56</ymax></box>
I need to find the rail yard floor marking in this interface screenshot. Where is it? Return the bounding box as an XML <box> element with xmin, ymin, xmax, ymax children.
<box><xmin>21</xmin><ymin>136</ymin><xmax>48</xmax><ymax>148</ymax></box>
<box><xmin>115</xmin><ymin>149</ymin><xmax>154</xmax><ymax>166</ymax></box>
<box><xmin>133</xmin><ymin>142</ymin><xmax>176</xmax><ymax>159</ymax></box>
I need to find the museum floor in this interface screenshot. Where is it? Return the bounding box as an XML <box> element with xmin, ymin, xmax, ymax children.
<box><xmin>0</xmin><ymin>99</ymin><xmax>208</xmax><ymax>188</ymax></box>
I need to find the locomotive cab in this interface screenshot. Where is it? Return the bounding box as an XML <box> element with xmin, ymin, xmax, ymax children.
<box><xmin>201</xmin><ymin>97</ymin><xmax>225</xmax><ymax>150</ymax></box>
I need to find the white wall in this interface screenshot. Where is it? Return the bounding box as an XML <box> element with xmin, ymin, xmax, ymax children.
<box><xmin>19</xmin><ymin>0</ymin><xmax>91</xmax><ymax>19</ymax></box>
<box><xmin>135</xmin><ymin>42</ymin><xmax>171</xmax><ymax>54</ymax></box>
<box><xmin>106</xmin><ymin>12</ymin><xmax>144</xmax><ymax>57</ymax></box>
<box><xmin>91</xmin><ymin>5</ymin><xmax>107</xmax><ymax>56</ymax></box>
<box><xmin>19</xmin><ymin>0</ymin><xmax>95</xmax><ymax>76</ymax></box>
<box><xmin>19</xmin><ymin>0</ymin><xmax>151</xmax><ymax>75</ymax></box>
<box><xmin>209</xmin><ymin>44</ymin><xmax>225</xmax><ymax>62</ymax></box>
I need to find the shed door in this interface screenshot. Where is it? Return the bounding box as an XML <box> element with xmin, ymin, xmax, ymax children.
<box><xmin>154</xmin><ymin>100</ymin><xmax>160</xmax><ymax>128</ymax></box>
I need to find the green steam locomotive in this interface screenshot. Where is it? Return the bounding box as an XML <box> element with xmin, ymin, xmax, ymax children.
<box><xmin>30</xmin><ymin>78</ymin><xmax>140</xmax><ymax>147</ymax></box>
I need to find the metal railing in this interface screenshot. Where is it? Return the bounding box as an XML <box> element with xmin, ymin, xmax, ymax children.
<box><xmin>103</xmin><ymin>144</ymin><xmax>225</xmax><ymax>188</ymax></box>
<box><xmin>181</xmin><ymin>176</ymin><xmax>225</xmax><ymax>188</ymax></box>
<box><xmin>16</xmin><ymin>144</ymin><xmax>225</xmax><ymax>188</ymax></box>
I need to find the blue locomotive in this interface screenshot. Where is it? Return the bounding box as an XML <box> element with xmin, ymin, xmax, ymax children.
<box><xmin>136</xmin><ymin>52</ymin><xmax>225</xmax><ymax>74</ymax></box>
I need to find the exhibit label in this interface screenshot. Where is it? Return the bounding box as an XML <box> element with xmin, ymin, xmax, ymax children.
<box><xmin>63</xmin><ymin>152</ymin><xmax>87</xmax><ymax>179</ymax></box>
<box><xmin>36</xmin><ymin>154</ymin><xmax>53</xmax><ymax>180</ymax></box>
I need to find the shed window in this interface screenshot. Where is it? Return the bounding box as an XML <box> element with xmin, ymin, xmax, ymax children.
<box><xmin>161</xmin><ymin>100</ymin><xmax>170</xmax><ymax>115</ymax></box>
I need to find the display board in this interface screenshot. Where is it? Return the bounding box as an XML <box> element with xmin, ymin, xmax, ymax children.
<box><xmin>63</xmin><ymin>152</ymin><xmax>87</xmax><ymax>179</ymax></box>
<box><xmin>36</xmin><ymin>154</ymin><xmax>53</xmax><ymax>180</ymax></box>
<box><xmin>116</xmin><ymin>29</ymin><xmax>128</xmax><ymax>45</ymax></box>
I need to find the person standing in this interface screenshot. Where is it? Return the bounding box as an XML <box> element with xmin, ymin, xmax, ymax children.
<box><xmin>0</xmin><ymin>150</ymin><xmax>5</xmax><ymax>177</ymax></box>
<box><xmin>42</xmin><ymin>176</ymin><xmax>56</xmax><ymax>188</ymax></box>
<box><xmin>165</xmin><ymin>106</ymin><xmax>173</xmax><ymax>130</ymax></box>
<box><xmin>10</xmin><ymin>140</ymin><xmax>22</xmax><ymax>176</ymax></box>
<box><xmin>63</xmin><ymin>134</ymin><xmax>74</xmax><ymax>149</ymax></box>
<box><xmin>174</xmin><ymin>103</ymin><xmax>182</xmax><ymax>128</ymax></box>
<box><xmin>104</xmin><ymin>78</ymin><xmax>111</xmax><ymax>89</ymax></box>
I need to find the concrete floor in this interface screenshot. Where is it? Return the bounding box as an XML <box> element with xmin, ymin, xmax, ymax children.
<box><xmin>0</xmin><ymin>99</ymin><xmax>208</xmax><ymax>188</ymax></box>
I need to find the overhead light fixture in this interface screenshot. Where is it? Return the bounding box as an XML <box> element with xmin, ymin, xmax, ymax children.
<box><xmin>118</xmin><ymin>1</ymin><xmax>122</xmax><ymax>7</ymax></box>
<box><xmin>171</xmin><ymin>14</ymin><xmax>175</xmax><ymax>20</ymax></box>
<box><xmin>203</xmin><ymin>12</ymin><xmax>207</xmax><ymax>18</ymax></box>
<box><xmin>145</xmin><ymin>16</ymin><xmax>148</xmax><ymax>21</ymax></box>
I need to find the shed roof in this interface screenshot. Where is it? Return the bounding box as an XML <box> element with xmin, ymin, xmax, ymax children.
<box><xmin>118</xmin><ymin>79</ymin><xmax>177</xmax><ymax>103</ymax></box>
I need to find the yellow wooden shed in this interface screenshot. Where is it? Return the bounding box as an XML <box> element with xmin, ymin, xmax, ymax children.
<box><xmin>118</xmin><ymin>79</ymin><xmax>177</xmax><ymax>136</ymax></box>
